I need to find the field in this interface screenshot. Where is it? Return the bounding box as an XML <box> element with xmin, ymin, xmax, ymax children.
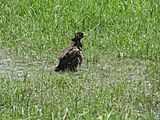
<box><xmin>0</xmin><ymin>0</ymin><xmax>160</xmax><ymax>119</ymax></box>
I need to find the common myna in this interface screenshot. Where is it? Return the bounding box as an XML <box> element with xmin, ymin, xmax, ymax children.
<box><xmin>55</xmin><ymin>32</ymin><xmax>86</xmax><ymax>72</ymax></box>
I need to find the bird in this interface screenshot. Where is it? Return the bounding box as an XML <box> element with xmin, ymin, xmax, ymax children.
<box><xmin>55</xmin><ymin>32</ymin><xmax>86</xmax><ymax>72</ymax></box>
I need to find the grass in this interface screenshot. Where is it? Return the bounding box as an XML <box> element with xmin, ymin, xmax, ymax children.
<box><xmin>0</xmin><ymin>0</ymin><xmax>160</xmax><ymax>119</ymax></box>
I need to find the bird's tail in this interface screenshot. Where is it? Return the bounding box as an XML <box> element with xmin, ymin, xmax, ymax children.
<box><xmin>54</xmin><ymin>66</ymin><xmax>61</xmax><ymax>72</ymax></box>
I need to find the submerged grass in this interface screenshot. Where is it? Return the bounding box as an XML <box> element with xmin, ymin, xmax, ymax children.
<box><xmin>0</xmin><ymin>0</ymin><xmax>160</xmax><ymax>119</ymax></box>
<box><xmin>0</xmin><ymin>58</ymin><xmax>159</xmax><ymax>119</ymax></box>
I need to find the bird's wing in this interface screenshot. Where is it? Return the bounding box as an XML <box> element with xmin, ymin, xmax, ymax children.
<box><xmin>58</xmin><ymin>45</ymin><xmax>74</xmax><ymax>60</ymax></box>
<box><xmin>78</xmin><ymin>50</ymin><xmax>83</xmax><ymax>66</ymax></box>
<box><xmin>58</xmin><ymin>46</ymin><xmax>83</xmax><ymax>65</ymax></box>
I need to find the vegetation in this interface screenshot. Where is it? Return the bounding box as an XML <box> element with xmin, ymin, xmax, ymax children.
<box><xmin>0</xmin><ymin>0</ymin><xmax>160</xmax><ymax>119</ymax></box>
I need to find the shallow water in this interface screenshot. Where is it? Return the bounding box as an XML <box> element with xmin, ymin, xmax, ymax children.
<box><xmin>0</xmin><ymin>50</ymin><xmax>11</xmax><ymax>74</ymax></box>
<box><xmin>0</xmin><ymin>50</ymin><xmax>52</xmax><ymax>78</ymax></box>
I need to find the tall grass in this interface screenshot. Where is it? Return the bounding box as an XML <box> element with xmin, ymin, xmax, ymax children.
<box><xmin>0</xmin><ymin>0</ymin><xmax>160</xmax><ymax>119</ymax></box>
<box><xmin>1</xmin><ymin>0</ymin><xmax>160</xmax><ymax>61</ymax></box>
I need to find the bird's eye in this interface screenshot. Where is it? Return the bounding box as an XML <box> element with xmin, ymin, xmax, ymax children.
<box><xmin>78</xmin><ymin>34</ymin><xmax>81</xmax><ymax>37</ymax></box>
<box><xmin>79</xmin><ymin>34</ymin><xmax>82</xmax><ymax>37</ymax></box>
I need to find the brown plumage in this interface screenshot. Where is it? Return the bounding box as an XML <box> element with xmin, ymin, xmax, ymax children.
<box><xmin>55</xmin><ymin>32</ymin><xmax>86</xmax><ymax>72</ymax></box>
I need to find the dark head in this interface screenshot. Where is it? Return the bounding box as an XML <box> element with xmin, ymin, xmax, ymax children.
<box><xmin>72</xmin><ymin>32</ymin><xmax>86</xmax><ymax>42</ymax></box>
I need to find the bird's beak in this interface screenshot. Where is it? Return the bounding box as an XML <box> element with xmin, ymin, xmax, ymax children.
<box><xmin>83</xmin><ymin>33</ymin><xmax>88</xmax><ymax>36</ymax></box>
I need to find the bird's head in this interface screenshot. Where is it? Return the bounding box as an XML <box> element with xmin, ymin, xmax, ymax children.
<box><xmin>72</xmin><ymin>32</ymin><xmax>87</xmax><ymax>42</ymax></box>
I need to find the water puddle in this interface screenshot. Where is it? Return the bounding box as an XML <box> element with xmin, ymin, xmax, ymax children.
<box><xmin>0</xmin><ymin>49</ymin><xmax>52</xmax><ymax>78</ymax></box>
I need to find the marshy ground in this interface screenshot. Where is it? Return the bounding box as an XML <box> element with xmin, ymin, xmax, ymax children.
<box><xmin>0</xmin><ymin>0</ymin><xmax>160</xmax><ymax>119</ymax></box>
